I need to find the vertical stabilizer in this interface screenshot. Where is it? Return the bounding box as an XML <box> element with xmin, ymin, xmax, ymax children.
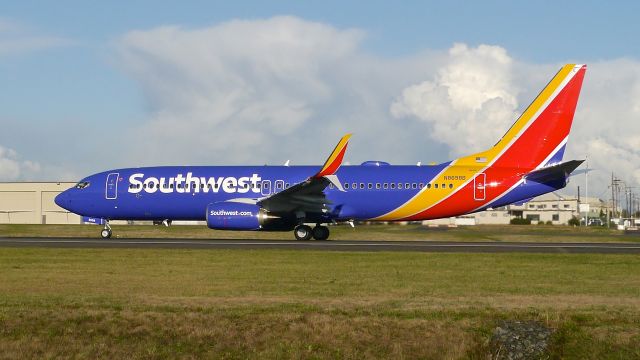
<box><xmin>460</xmin><ymin>64</ymin><xmax>586</xmax><ymax>169</ymax></box>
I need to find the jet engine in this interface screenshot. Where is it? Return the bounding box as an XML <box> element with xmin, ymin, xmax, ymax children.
<box><xmin>206</xmin><ymin>202</ymin><xmax>296</xmax><ymax>231</ymax></box>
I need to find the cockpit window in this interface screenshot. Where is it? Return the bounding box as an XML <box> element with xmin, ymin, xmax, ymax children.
<box><xmin>75</xmin><ymin>181</ymin><xmax>90</xmax><ymax>189</ymax></box>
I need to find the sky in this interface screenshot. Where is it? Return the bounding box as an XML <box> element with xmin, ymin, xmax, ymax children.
<box><xmin>1</xmin><ymin>1</ymin><xmax>640</xmax><ymax>200</ymax></box>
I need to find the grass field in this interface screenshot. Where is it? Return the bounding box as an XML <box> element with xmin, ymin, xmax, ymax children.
<box><xmin>0</xmin><ymin>247</ymin><xmax>639</xmax><ymax>359</ymax></box>
<box><xmin>1</xmin><ymin>223</ymin><xmax>638</xmax><ymax>243</ymax></box>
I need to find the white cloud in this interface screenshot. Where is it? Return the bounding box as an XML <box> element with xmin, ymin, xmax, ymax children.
<box><xmin>113</xmin><ymin>16</ymin><xmax>640</xmax><ymax>198</ymax></box>
<box><xmin>0</xmin><ymin>145</ymin><xmax>41</xmax><ymax>181</ymax></box>
<box><xmin>116</xmin><ymin>16</ymin><xmax>444</xmax><ymax>166</ymax></box>
<box><xmin>566</xmin><ymin>59</ymin><xmax>640</xmax><ymax>196</ymax></box>
<box><xmin>390</xmin><ymin>43</ymin><xmax>519</xmax><ymax>155</ymax></box>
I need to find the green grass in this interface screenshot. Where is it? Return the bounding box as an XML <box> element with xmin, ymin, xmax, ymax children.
<box><xmin>0</xmin><ymin>248</ymin><xmax>639</xmax><ymax>358</ymax></box>
<box><xmin>1</xmin><ymin>223</ymin><xmax>637</xmax><ymax>243</ymax></box>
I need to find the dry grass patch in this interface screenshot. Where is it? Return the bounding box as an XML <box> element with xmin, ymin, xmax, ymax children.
<box><xmin>0</xmin><ymin>248</ymin><xmax>639</xmax><ymax>358</ymax></box>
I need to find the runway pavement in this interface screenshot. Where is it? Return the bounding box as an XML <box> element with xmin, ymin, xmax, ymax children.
<box><xmin>1</xmin><ymin>237</ymin><xmax>640</xmax><ymax>253</ymax></box>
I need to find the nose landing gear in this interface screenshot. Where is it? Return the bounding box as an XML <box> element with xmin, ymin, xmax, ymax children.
<box><xmin>100</xmin><ymin>221</ymin><xmax>112</xmax><ymax>239</ymax></box>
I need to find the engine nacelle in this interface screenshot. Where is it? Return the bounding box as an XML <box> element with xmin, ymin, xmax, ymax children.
<box><xmin>206</xmin><ymin>202</ymin><xmax>296</xmax><ymax>231</ymax></box>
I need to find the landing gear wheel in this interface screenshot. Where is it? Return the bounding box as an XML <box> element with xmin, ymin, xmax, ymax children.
<box><xmin>312</xmin><ymin>226</ymin><xmax>330</xmax><ymax>240</ymax></box>
<box><xmin>101</xmin><ymin>229</ymin><xmax>112</xmax><ymax>239</ymax></box>
<box><xmin>294</xmin><ymin>225</ymin><xmax>313</xmax><ymax>241</ymax></box>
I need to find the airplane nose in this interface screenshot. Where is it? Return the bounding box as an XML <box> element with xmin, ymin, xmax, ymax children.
<box><xmin>55</xmin><ymin>191</ymin><xmax>69</xmax><ymax>210</ymax></box>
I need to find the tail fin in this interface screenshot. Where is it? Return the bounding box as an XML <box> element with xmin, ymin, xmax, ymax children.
<box><xmin>461</xmin><ymin>64</ymin><xmax>586</xmax><ymax>169</ymax></box>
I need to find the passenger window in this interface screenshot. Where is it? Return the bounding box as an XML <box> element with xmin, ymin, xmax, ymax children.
<box><xmin>434</xmin><ymin>184</ymin><xmax>438</xmax><ymax>189</ymax></box>
<box><xmin>352</xmin><ymin>183</ymin><xmax>357</xmax><ymax>189</ymax></box>
<box><xmin>368</xmin><ymin>183</ymin><xmax>373</xmax><ymax>189</ymax></box>
<box><xmin>419</xmin><ymin>183</ymin><xmax>424</xmax><ymax>189</ymax></box>
<box><xmin>391</xmin><ymin>183</ymin><xmax>396</xmax><ymax>189</ymax></box>
<box><xmin>412</xmin><ymin>183</ymin><xmax>417</xmax><ymax>189</ymax></box>
<box><xmin>329</xmin><ymin>184</ymin><xmax>334</xmax><ymax>189</ymax></box>
<box><xmin>441</xmin><ymin>183</ymin><xmax>445</xmax><ymax>188</ymax></box>
<box><xmin>383</xmin><ymin>183</ymin><xmax>388</xmax><ymax>189</ymax></box>
<box><xmin>398</xmin><ymin>183</ymin><xmax>403</xmax><ymax>189</ymax></box>
<box><xmin>405</xmin><ymin>183</ymin><xmax>410</xmax><ymax>189</ymax></box>
<box><xmin>427</xmin><ymin>183</ymin><xmax>431</xmax><ymax>189</ymax></box>
<box><xmin>376</xmin><ymin>183</ymin><xmax>381</xmax><ymax>189</ymax></box>
<box><xmin>285</xmin><ymin>183</ymin><xmax>290</xmax><ymax>188</ymax></box>
<box><xmin>449</xmin><ymin>183</ymin><xmax>453</xmax><ymax>189</ymax></box>
<box><xmin>360</xmin><ymin>183</ymin><xmax>364</xmax><ymax>189</ymax></box>
<box><xmin>344</xmin><ymin>183</ymin><xmax>349</xmax><ymax>189</ymax></box>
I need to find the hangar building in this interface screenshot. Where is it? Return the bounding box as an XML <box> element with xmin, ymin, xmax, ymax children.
<box><xmin>0</xmin><ymin>182</ymin><xmax>80</xmax><ymax>224</ymax></box>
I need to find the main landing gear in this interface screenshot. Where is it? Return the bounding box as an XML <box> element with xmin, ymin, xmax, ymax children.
<box><xmin>100</xmin><ymin>221</ymin><xmax>112</xmax><ymax>239</ymax></box>
<box><xmin>294</xmin><ymin>224</ymin><xmax>330</xmax><ymax>241</ymax></box>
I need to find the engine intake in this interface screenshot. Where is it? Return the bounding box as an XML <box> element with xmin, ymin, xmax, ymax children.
<box><xmin>206</xmin><ymin>202</ymin><xmax>295</xmax><ymax>231</ymax></box>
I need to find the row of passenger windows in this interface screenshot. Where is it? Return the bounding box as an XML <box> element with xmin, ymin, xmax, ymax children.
<box><xmin>129</xmin><ymin>181</ymin><xmax>455</xmax><ymax>191</ymax></box>
<box><xmin>331</xmin><ymin>182</ymin><xmax>454</xmax><ymax>190</ymax></box>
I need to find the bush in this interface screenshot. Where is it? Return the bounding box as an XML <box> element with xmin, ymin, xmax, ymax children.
<box><xmin>546</xmin><ymin>220</ymin><xmax>553</xmax><ymax>225</ymax></box>
<box><xmin>568</xmin><ymin>216</ymin><xmax>580</xmax><ymax>226</ymax></box>
<box><xmin>510</xmin><ymin>218</ymin><xmax>531</xmax><ymax>225</ymax></box>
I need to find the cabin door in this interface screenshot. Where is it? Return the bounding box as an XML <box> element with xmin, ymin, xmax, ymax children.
<box><xmin>105</xmin><ymin>173</ymin><xmax>119</xmax><ymax>200</ymax></box>
<box><xmin>473</xmin><ymin>173</ymin><xmax>486</xmax><ymax>201</ymax></box>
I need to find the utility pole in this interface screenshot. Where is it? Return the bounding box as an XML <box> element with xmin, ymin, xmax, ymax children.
<box><xmin>611</xmin><ymin>172</ymin><xmax>615</xmax><ymax>222</ymax></box>
<box><xmin>610</xmin><ymin>175</ymin><xmax>623</xmax><ymax>222</ymax></box>
<box><xmin>585</xmin><ymin>160</ymin><xmax>588</xmax><ymax>226</ymax></box>
<box><xmin>577</xmin><ymin>186</ymin><xmax>581</xmax><ymax>226</ymax></box>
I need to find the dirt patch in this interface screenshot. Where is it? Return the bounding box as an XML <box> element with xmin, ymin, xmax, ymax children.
<box><xmin>491</xmin><ymin>320</ymin><xmax>553</xmax><ymax>359</ymax></box>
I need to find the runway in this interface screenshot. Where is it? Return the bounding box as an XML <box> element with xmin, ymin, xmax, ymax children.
<box><xmin>1</xmin><ymin>237</ymin><xmax>640</xmax><ymax>253</ymax></box>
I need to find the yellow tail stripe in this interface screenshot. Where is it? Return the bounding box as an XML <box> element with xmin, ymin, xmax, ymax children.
<box><xmin>319</xmin><ymin>134</ymin><xmax>352</xmax><ymax>174</ymax></box>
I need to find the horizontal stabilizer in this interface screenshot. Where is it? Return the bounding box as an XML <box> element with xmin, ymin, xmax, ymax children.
<box><xmin>524</xmin><ymin>160</ymin><xmax>584</xmax><ymax>183</ymax></box>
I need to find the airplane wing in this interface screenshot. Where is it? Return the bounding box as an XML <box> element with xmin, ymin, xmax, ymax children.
<box><xmin>524</xmin><ymin>160</ymin><xmax>584</xmax><ymax>184</ymax></box>
<box><xmin>257</xmin><ymin>134</ymin><xmax>351</xmax><ymax>214</ymax></box>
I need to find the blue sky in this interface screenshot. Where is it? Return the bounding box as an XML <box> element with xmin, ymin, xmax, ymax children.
<box><xmin>1</xmin><ymin>1</ymin><xmax>639</xmax><ymax>195</ymax></box>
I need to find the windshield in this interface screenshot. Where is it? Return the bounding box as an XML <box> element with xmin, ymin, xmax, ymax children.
<box><xmin>75</xmin><ymin>181</ymin><xmax>90</xmax><ymax>189</ymax></box>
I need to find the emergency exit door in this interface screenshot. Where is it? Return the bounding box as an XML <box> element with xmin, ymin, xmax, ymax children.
<box><xmin>474</xmin><ymin>173</ymin><xmax>486</xmax><ymax>201</ymax></box>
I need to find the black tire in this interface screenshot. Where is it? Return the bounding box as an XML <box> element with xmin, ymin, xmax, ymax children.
<box><xmin>312</xmin><ymin>226</ymin><xmax>330</xmax><ymax>240</ymax></box>
<box><xmin>101</xmin><ymin>229</ymin><xmax>112</xmax><ymax>239</ymax></box>
<box><xmin>294</xmin><ymin>225</ymin><xmax>312</xmax><ymax>241</ymax></box>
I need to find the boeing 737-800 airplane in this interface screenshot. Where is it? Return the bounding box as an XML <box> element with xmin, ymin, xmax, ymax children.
<box><xmin>56</xmin><ymin>64</ymin><xmax>587</xmax><ymax>240</ymax></box>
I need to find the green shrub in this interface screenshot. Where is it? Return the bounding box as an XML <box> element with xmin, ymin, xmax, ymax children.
<box><xmin>568</xmin><ymin>216</ymin><xmax>580</xmax><ymax>226</ymax></box>
<box><xmin>510</xmin><ymin>218</ymin><xmax>531</xmax><ymax>225</ymax></box>
<box><xmin>546</xmin><ymin>220</ymin><xmax>553</xmax><ymax>225</ymax></box>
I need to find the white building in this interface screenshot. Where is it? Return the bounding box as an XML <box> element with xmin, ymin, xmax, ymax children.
<box><xmin>423</xmin><ymin>192</ymin><xmax>607</xmax><ymax>226</ymax></box>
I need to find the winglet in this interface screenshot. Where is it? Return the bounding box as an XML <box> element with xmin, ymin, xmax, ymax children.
<box><xmin>315</xmin><ymin>134</ymin><xmax>352</xmax><ymax>178</ymax></box>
